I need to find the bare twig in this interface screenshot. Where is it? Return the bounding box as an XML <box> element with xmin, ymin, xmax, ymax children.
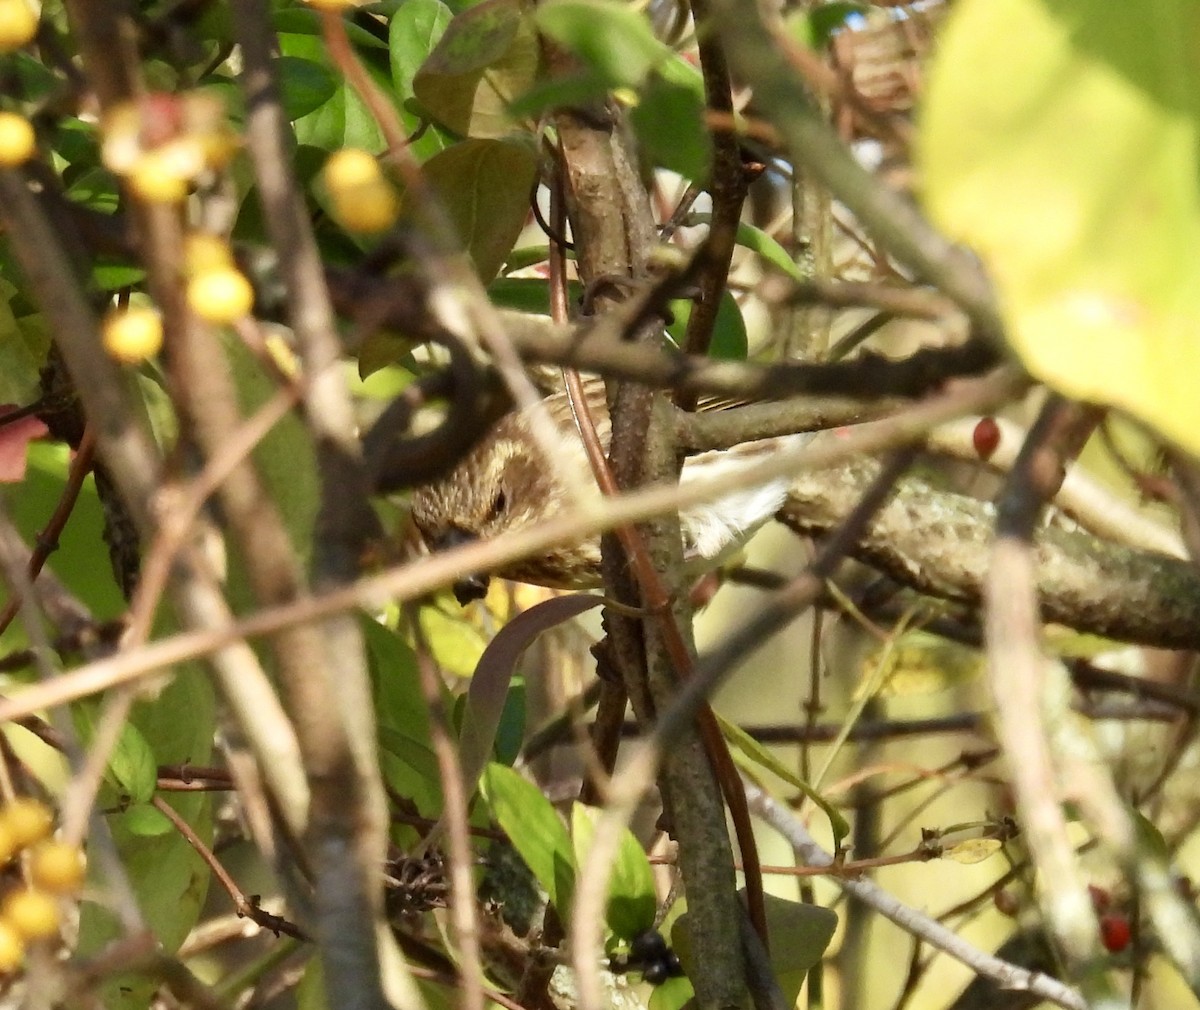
<box><xmin>747</xmin><ymin>783</ymin><xmax>1088</xmax><ymax>1010</ymax></box>
<box><xmin>406</xmin><ymin>608</ymin><xmax>485</xmax><ymax>1010</ymax></box>
<box><xmin>151</xmin><ymin>796</ymin><xmax>307</xmax><ymax>941</ymax></box>
<box><xmin>0</xmin><ymin>426</ymin><xmax>96</xmax><ymax>636</ymax></box>
<box><xmin>984</xmin><ymin>398</ymin><xmax>1118</xmax><ymax>1001</ymax></box>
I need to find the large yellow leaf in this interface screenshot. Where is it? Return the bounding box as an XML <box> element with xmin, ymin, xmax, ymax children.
<box><xmin>918</xmin><ymin>0</ymin><xmax>1200</xmax><ymax>454</ymax></box>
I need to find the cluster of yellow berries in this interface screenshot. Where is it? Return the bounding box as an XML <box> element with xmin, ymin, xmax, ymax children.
<box><xmin>0</xmin><ymin>0</ymin><xmax>38</xmax><ymax>169</ymax></box>
<box><xmin>0</xmin><ymin>798</ymin><xmax>86</xmax><ymax>975</ymax></box>
<box><xmin>322</xmin><ymin>148</ymin><xmax>400</xmax><ymax>234</ymax></box>
<box><xmin>101</xmin><ymin>91</ymin><xmax>237</xmax><ymax>204</ymax></box>
<box><xmin>100</xmin><ymin>234</ymin><xmax>255</xmax><ymax>363</ymax></box>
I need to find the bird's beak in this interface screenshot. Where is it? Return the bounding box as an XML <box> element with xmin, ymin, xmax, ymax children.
<box><xmin>453</xmin><ymin>574</ymin><xmax>490</xmax><ymax>606</ymax></box>
<box><xmin>434</xmin><ymin>527</ymin><xmax>491</xmax><ymax>606</ymax></box>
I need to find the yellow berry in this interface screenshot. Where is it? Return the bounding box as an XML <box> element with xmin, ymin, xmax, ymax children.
<box><xmin>183</xmin><ymin>233</ymin><xmax>234</xmax><ymax>277</ymax></box>
<box><xmin>28</xmin><ymin>842</ymin><xmax>85</xmax><ymax>895</ymax></box>
<box><xmin>102</xmin><ymin>306</ymin><xmax>163</xmax><ymax>364</ymax></box>
<box><xmin>0</xmin><ymin>822</ymin><xmax>17</xmax><ymax>868</ymax></box>
<box><xmin>330</xmin><ymin>180</ymin><xmax>400</xmax><ymax>234</ymax></box>
<box><xmin>323</xmin><ymin>150</ymin><xmax>400</xmax><ymax>232</ymax></box>
<box><xmin>0</xmin><ymin>0</ymin><xmax>36</xmax><ymax>52</ymax></box>
<box><xmin>128</xmin><ymin>152</ymin><xmax>188</xmax><ymax>203</ymax></box>
<box><xmin>305</xmin><ymin>0</ymin><xmax>362</xmax><ymax>10</ymax></box>
<box><xmin>3</xmin><ymin>889</ymin><xmax>59</xmax><ymax>942</ymax></box>
<box><xmin>1</xmin><ymin>799</ymin><xmax>51</xmax><ymax>850</ymax></box>
<box><xmin>186</xmin><ymin>267</ymin><xmax>254</xmax><ymax>324</ymax></box>
<box><xmin>324</xmin><ymin>148</ymin><xmax>382</xmax><ymax>190</ymax></box>
<box><xmin>0</xmin><ymin>112</ymin><xmax>34</xmax><ymax>166</ymax></box>
<box><xmin>0</xmin><ymin>920</ymin><xmax>23</xmax><ymax>973</ymax></box>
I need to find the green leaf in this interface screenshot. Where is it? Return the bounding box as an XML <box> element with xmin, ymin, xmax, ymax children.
<box><xmin>221</xmin><ymin>330</ymin><xmax>320</xmax><ymax>580</ymax></box>
<box><xmin>8</xmin><ymin>443</ymin><xmax>126</xmax><ymax>617</ymax></box>
<box><xmin>281</xmin><ymin>31</ymin><xmax>388</xmax><ymax>152</ymax></box>
<box><xmin>362</xmin><ymin>617</ymin><xmax>444</xmax><ymax>823</ymax></box>
<box><xmin>571</xmin><ymin>803</ymin><xmax>656</xmax><ymax>941</ymax></box>
<box><xmin>481</xmin><ymin>763</ymin><xmax>576</xmax><ymax>914</ymax></box>
<box><xmin>273</xmin><ymin>7</ymin><xmax>389</xmax><ymax>49</ymax></box>
<box><xmin>276</xmin><ymin>56</ymin><xmax>338</xmax><ymax>121</ymax></box>
<box><xmin>391</xmin><ymin>0</ymin><xmax>455</xmax><ymax>98</ymax></box>
<box><xmin>758</xmin><ymin>892</ymin><xmax>837</xmax><ymax>1004</ymax></box>
<box><xmin>419</xmin><ymin>602</ymin><xmax>489</xmax><ymax>676</ymax></box>
<box><xmin>11</xmin><ymin>52</ymin><xmax>61</xmax><ymax>103</ymax></box>
<box><xmin>389</xmin><ymin>0</ymin><xmax>458</xmax><ymax>157</ymax></box>
<box><xmin>648</xmin><ymin>974</ymin><xmax>694</xmax><ymax>1010</ymax></box>
<box><xmin>297</xmin><ymin>955</ymin><xmax>326</xmax><ymax>1010</ymax></box>
<box><xmin>717</xmin><ymin>714</ymin><xmax>849</xmax><ymax>848</ymax></box>
<box><xmin>492</xmin><ymin>678</ymin><xmax>525</xmax><ymax>767</ymax></box>
<box><xmin>460</xmin><ymin>595</ymin><xmax>602</xmax><ymax>799</ymax></box>
<box><xmin>505</xmin><ymin>70</ymin><xmax>612</xmax><ymax>121</ymax></box>
<box><xmin>92</xmin><ymin>259</ymin><xmax>147</xmax><ymax>291</ymax></box>
<box><xmin>357</xmin><ymin>330</ymin><xmax>415</xmax><ymax>378</ymax></box>
<box><xmin>918</xmin><ymin>0</ymin><xmax>1200</xmax><ymax>457</ymax></box>
<box><xmin>673</xmin><ymin>892</ymin><xmax>835</xmax><ymax>1008</ymax></box>
<box><xmin>0</xmin><ymin>277</ymin><xmax>48</xmax><ymax>403</ymax></box>
<box><xmin>418</xmin><ymin>0</ymin><xmax>520</xmax><ymax>75</ymax></box>
<box><xmin>665</xmin><ymin>291</ymin><xmax>748</xmax><ymax>361</ymax></box>
<box><xmin>121</xmin><ymin>803</ymin><xmax>175</xmax><ymax>837</ymax></box>
<box><xmin>78</xmin><ymin>669</ymin><xmax>215</xmax><ymax>1010</ymax></box>
<box><xmin>378</xmin><ymin>726</ymin><xmax>443</xmax><ymax>815</ymax></box>
<box><xmin>630</xmin><ymin>74</ymin><xmax>712</xmax><ymax>182</ymax></box>
<box><xmin>419</xmin><ymin>138</ymin><xmax>538</xmax><ymax>281</ymax></box>
<box><xmin>72</xmin><ymin>705</ymin><xmax>157</xmax><ymax>806</ymax></box>
<box><xmin>858</xmin><ymin>630</ymin><xmax>981</xmax><ymax>698</ymax></box>
<box><xmin>81</xmin><ymin>818</ymin><xmax>213</xmax><ymax>1009</ymax></box>
<box><xmin>488</xmin><ymin>277</ymin><xmax>583</xmax><ymax>314</ymax></box>
<box><xmin>413</xmin><ymin>0</ymin><xmax>540</xmax><ymax>138</ymax></box>
<box><xmin>1132</xmin><ymin>809</ymin><xmax>1171</xmax><ymax>862</ymax></box>
<box><xmin>731</xmin><ymin>220</ymin><xmax>805</xmax><ymax>280</ymax></box>
<box><xmin>535</xmin><ymin>0</ymin><xmax>671</xmax><ymax>88</ymax></box>
<box><xmin>111</xmin><ymin>724</ymin><xmax>159</xmax><ymax>806</ymax></box>
<box><xmin>64</xmin><ymin>165</ymin><xmax>121</xmax><ymax>215</ymax></box>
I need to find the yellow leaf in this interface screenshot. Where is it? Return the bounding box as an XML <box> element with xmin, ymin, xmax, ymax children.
<box><xmin>944</xmin><ymin>837</ymin><xmax>1002</xmax><ymax>865</ymax></box>
<box><xmin>857</xmin><ymin>631</ymin><xmax>981</xmax><ymax>699</ymax></box>
<box><xmin>919</xmin><ymin>0</ymin><xmax>1200</xmax><ymax>455</ymax></box>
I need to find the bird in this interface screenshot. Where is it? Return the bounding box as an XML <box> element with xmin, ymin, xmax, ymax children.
<box><xmin>409</xmin><ymin>382</ymin><xmax>811</xmax><ymax>603</ymax></box>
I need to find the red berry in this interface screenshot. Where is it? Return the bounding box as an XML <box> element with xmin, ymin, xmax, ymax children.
<box><xmin>973</xmin><ymin>416</ymin><xmax>1001</xmax><ymax>461</ymax></box>
<box><xmin>992</xmin><ymin>889</ymin><xmax>1020</xmax><ymax>917</ymax></box>
<box><xmin>1099</xmin><ymin>913</ymin><xmax>1131</xmax><ymax>953</ymax></box>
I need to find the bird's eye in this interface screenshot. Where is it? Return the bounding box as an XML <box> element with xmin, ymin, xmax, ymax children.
<box><xmin>489</xmin><ymin>489</ymin><xmax>507</xmax><ymax>518</ymax></box>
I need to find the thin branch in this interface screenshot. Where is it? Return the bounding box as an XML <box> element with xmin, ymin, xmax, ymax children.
<box><xmin>704</xmin><ymin>0</ymin><xmax>1003</xmax><ymax>345</ymax></box>
<box><xmin>985</xmin><ymin>398</ymin><xmax>1117</xmax><ymax>1000</ymax></box>
<box><xmin>327</xmin><ymin>269</ymin><xmax>1003</xmax><ymax>404</ymax></box>
<box><xmin>746</xmin><ymin>783</ymin><xmax>1088</xmax><ymax>1010</ymax></box>
<box><xmin>406</xmin><ymin>609</ymin><xmax>485</xmax><ymax>1010</ymax></box>
<box><xmin>151</xmin><ymin>796</ymin><xmax>307</xmax><ymax>941</ymax></box>
<box><xmin>0</xmin><ymin>426</ymin><xmax>96</xmax><ymax>636</ymax></box>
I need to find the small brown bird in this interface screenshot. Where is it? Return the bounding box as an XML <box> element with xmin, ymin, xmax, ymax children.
<box><xmin>410</xmin><ymin>387</ymin><xmax>810</xmax><ymax>602</ymax></box>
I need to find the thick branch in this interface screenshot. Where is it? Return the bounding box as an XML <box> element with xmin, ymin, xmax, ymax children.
<box><xmin>777</xmin><ymin>456</ymin><xmax>1200</xmax><ymax>649</ymax></box>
